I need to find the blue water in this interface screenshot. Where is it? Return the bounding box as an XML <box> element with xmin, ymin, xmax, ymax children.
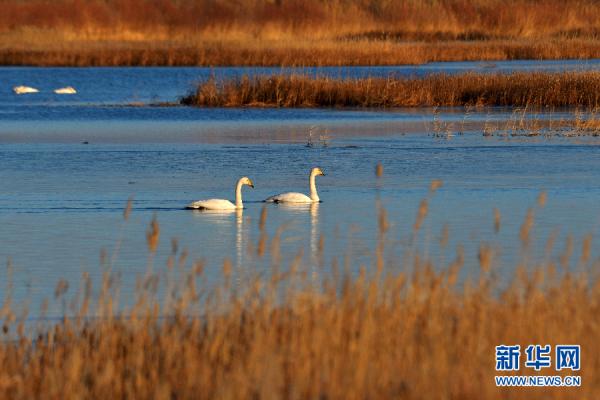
<box><xmin>2</xmin><ymin>61</ymin><xmax>600</xmax><ymax>316</ymax></box>
<box><xmin>3</xmin><ymin>59</ymin><xmax>600</xmax><ymax>106</ymax></box>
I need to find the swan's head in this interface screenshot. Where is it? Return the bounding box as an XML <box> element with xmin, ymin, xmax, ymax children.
<box><xmin>311</xmin><ymin>167</ymin><xmax>325</xmax><ymax>177</ymax></box>
<box><xmin>240</xmin><ymin>176</ymin><xmax>255</xmax><ymax>188</ymax></box>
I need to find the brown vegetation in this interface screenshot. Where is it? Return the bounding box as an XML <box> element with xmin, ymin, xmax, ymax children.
<box><xmin>4</xmin><ymin>39</ymin><xmax>600</xmax><ymax>67</ymax></box>
<box><xmin>0</xmin><ymin>195</ymin><xmax>597</xmax><ymax>399</ymax></box>
<box><xmin>4</xmin><ymin>0</ymin><xmax>600</xmax><ymax>40</ymax></box>
<box><xmin>3</xmin><ymin>0</ymin><xmax>600</xmax><ymax>66</ymax></box>
<box><xmin>181</xmin><ymin>72</ymin><xmax>600</xmax><ymax>108</ymax></box>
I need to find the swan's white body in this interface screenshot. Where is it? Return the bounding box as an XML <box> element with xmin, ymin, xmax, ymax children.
<box><xmin>269</xmin><ymin>192</ymin><xmax>313</xmax><ymax>203</ymax></box>
<box><xmin>54</xmin><ymin>86</ymin><xmax>77</xmax><ymax>94</ymax></box>
<box><xmin>188</xmin><ymin>199</ymin><xmax>237</xmax><ymax>210</ymax></box>
<box><xmin>187</xmin><ymin>177</ymin><xmax>254</xmax><ymax>210</ymax></box>
<box><xmin>13</xmin><ymin>86</ymin><xmax>39</xmax><ymax>94</ymax></box>
<box><xmin>265</xmin><ymin>167</ymin><xmax>324</xmax><ymax>203</ymax></box>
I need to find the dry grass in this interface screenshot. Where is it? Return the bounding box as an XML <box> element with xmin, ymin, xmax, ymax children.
<box><xmin>470</xmin><ymin>107</ymin><xmax>600</xmax><ymax>138</ymax></box>
<box><xmin>181</xmin><ymin>72</ymin><xmax>600</xmax><ymax>108</ymax></box>
<box><xmin>4</xmin><ymin>0</ymin><xmax>600</xmax><ymax>40</ymax></box>
<box><xmin>3</xmin><ymin>0</ymin><xmax>600</xmax><ymax>65</ymax></box>
<box><xmin>3</xmin><ymin>38</ymin><xmax>600</xmax><ymax>66</ymax></box>
<box><xmin>0</xmin><ymin>193</ymin><xmax>597</xmax><ymax>399</ymax></box>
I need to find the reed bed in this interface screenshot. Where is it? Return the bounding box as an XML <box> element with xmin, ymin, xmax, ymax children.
<box><xmin>7</xmin><ymin>0</ymin><xmax>600</xmax><ymax>39</ymax></box>
<box><xmin>3</xmin><ymin>38</ymin><xmax>600</xmax><ymax>67</ymax></box>
<box><xmin>4</xmin><ymin>0</ymin><xmax>600</xmax><ymax>65</ymax></box>
<box><xmin>5</xmin><ymin>0</ymin><xmax>600</xmax><ymax>40</ymax></box>
<box><xmin>182</xmin><ymin>72</ymin><xmax>600</xmax><ymax>108</ymax></box>
<box><xmin>0</xmin><ymin>195</ymin><xmax>598</xmax><ymax>399</ymax></box>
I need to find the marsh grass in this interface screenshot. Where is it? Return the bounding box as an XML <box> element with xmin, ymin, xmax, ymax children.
<box><xmin>7</xmin><ymin>0</ymin><xmax>600</xmax><ymax>39</ymax></box>
<box><xmin>182</xmin><ymin>72</ymin><xmax>600</xmax><ymax>108</ymax></box>
<box><xmin>4</xmin><ymin>0</ymin><xmax>600</xmax><ymax>66</ymax></box>
<box><xmin>4</xmin><ymin>38</ymin><xmax>600</xmax><ymax>66</ymax></box>
<box><xmin>0</xmin><ymin>190</ymin><xmax>598</xmax><ymax>399</ymax></box>
<box><xmin>451</xmin><ymin>106</ymin><xmax>600</xmax><ymax>138</ymax></box>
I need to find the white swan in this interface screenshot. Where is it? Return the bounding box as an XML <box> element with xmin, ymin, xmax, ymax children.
<box><xmin>265</xmin><ymin>167</ymin><xmax>325</xmax><ymax>203</ymax></box>
<box><xmin>186</xmin><ymin>177</ymin><xmax>254</xmax><ymax>210</ymax></box>
<box><xmin>54</xmin><ymin>86</ymin><xmax>77</xmax><ymax>94</ymax></box>
<box><xmin>13</xmin><ymin>86</ymin><xmax>39</xmax><ymax>94</ymax></box>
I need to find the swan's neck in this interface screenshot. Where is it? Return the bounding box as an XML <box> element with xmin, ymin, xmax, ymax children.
<box><xmin>235</xmin><ymin>180</ymin><xmax>244</xmax><ymax>208</ymax></box>
<box><xmin>309</xmin><ymin>173</ymin><xmax>319</xmax><ymax>202</ymax></box>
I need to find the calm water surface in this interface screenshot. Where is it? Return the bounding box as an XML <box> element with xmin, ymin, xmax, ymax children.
<box><xmin>1</xmin><ymin>62</ymin><xmax>600</xmax><ymax>315</ymax></box>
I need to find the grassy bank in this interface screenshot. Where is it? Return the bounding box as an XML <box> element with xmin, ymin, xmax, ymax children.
<box><xmin>181</xmin><ymin>72</ymin><xmax>600</xmax><ymax>108</ymax></box>
<box><xmin>0</xmin><ymin>196</ymin><xmax>597</xmax><ymax>399</ymax></box>
<box><xmin>3</xmin><ymin>0</ymin><xmax>600</xmax><ymax>66</ymax></box>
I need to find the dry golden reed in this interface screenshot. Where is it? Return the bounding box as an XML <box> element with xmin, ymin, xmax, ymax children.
<box><xmin>375</xmin><ymin>162</ymin><xmax>383</xmax><ymax>178</ymax></box>
<box><xmin>520</xmin><ymin>208</ymin><xmax>535</xmax><ymax>245</ymax></box>
<box><xmin>494</xmin><ymin>208</ymin><xmax>501</xmax><ymax>234</ymax></box>
<box><xmin>182</xmin><ymin>72</ymin><xmax>600</xmax><ymax>108</ymax></box>
<box><xmin>3</xmin><ymin>0</ymin><xmax>600</xmax><ymax>66</ymax></box>
<box><xmin>429</xmin><ymin>179</ymin><xmax>443</xmax><ymax>193</ymax></box>
<box><xmin>3</xmin><ymin>39</ymin><xmax>600</xmax><ymax>67</ymax></box>
<box><xmin>0</xmin><ymin>238</ymin><xmax>596</xmax><ymax>398</ymax></box>
<box><xmin>537</xmin><ymin>192</ymin><xmax>548</xmax><ymax>208</ymax></box>
<box><xmin>123</xmin><ymin>196</ymin><xmax>133</xmax><ymax>221</ymax></box>
<box><xmin>146</xmin><ymin>214</ymin><xmax>160</xmax><ymax>253</ymax></box>
<box><xmin>5</xmin><ymin>0</ymin><xmax>600</xmax><ymax>39</ymax></box>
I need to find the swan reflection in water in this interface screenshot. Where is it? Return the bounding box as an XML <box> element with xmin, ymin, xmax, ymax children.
<box><xmin>190</xmin><ymin>208</ymin><xmax>245</xmax><ymax>288</ymax></box>
<box><xmin>190</xmin><ymin>202</ymin><xmax>320</xmax><ymax>284</ymax></box>
<box><xmin>276</xmin><ymin>202</ymin><xmax>320</xmax><ymax>280</ymax></box>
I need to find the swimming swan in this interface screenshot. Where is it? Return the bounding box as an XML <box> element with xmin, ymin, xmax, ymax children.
<box><xmin>186</xmin><ymin>177</ymin><xmax>254</xmax><ymax>210</ymax></box>
<box><xmin>13</xmin><ymin>86</ymin><xmax>39</xmax><ymax>94</ymax></box>
<box><xmin>54</xmin><ymin>86</ymin><xmax>77</xmax><ymax>94</ymax></box>
<box><xmin>265</xmin><ymin>167</ymin><xmax>325</xmax><ymax>203</ymax></box>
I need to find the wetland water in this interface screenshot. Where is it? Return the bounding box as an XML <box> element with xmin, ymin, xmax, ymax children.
<box><xmin>2</xmin><ymin>61</ymin><xmax>600</xmax><ymax>314</ymax></box>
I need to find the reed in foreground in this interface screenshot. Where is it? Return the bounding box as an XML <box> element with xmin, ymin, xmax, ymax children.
<box><xmin>0</xmin><ymin>197</ymin><xmax>597</xmax><ymax>399</ymax></box>
<box><xmin>182</xmin><ymin>72</ymin><xmax>600</xmax><ymax>108</ymax></box>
